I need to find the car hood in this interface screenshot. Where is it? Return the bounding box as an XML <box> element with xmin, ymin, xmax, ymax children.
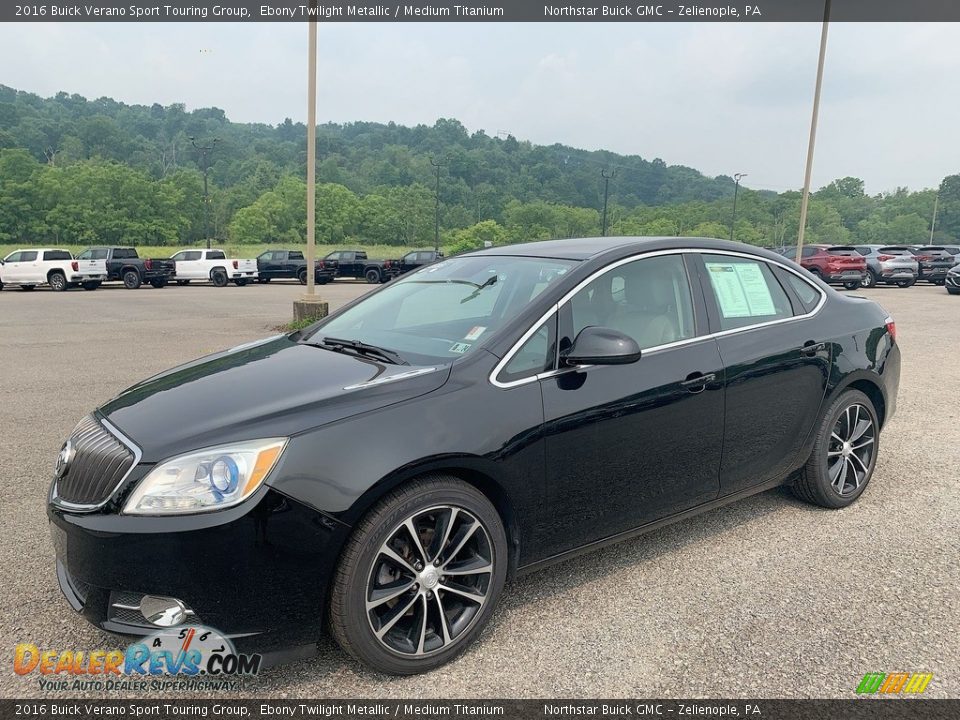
<box><xmin>99</xmin><ymin>335</ymin><xmax>448</xmax><ymax>462</ymax></box>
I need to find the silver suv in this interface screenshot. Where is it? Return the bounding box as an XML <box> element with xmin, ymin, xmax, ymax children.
<box><xmin>853</xmin><ymin>245</ymin><xmax>918</xmax><ymax>288</ymax></box>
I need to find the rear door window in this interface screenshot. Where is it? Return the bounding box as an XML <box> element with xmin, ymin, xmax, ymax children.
<box><xmin>702</xmin><ymin>255</ymin><xmax>794</xmax><ymax>331</ymax></box>
<box><xmin>20</xmin><ymin>251</ymin><xmax>38</xmax><ymax>262</ymax></box>
<box><xmin>288</xmin><ymin>251</ymin><xmax>303</xmax><ymax>260</ymax></box>
<box><xmin>43</xmin><ymin>250</ymin><xmax>72</xmax><ymax>261</ymax></box>
<box><xmin>207</xmin><ymin>251</ymin><xmax>226</xmax><ymax>260</ymax></box>
<box><xmin>113</xmin><ymin>248</ymin><xmax>137</xmax><ymax>259</ymax></box>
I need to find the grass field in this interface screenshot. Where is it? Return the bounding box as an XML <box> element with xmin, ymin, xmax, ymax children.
<box><xmin>0</xmin><ymin>243</ymin><xmax>449</xmax><ymax>262</ymax></box>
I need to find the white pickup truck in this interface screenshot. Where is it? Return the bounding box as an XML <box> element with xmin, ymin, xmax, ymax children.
<box><xmin>170</xmin><ymin>249</ymin><xmax>258</xmax><ymax>287</ymax></box>
<box><xmin>0</xmin><ymin>248</ymin><xmax>108</xmax><ymax>291</ymax></box>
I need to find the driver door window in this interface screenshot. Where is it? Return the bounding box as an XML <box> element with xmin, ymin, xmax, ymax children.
<box><xmin>566</xmin><ymin>254</ymin><xmax>696</xmax><ymax>350</ymax></box>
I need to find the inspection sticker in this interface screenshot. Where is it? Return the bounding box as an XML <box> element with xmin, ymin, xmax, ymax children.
<box><xmin>464</xmin><ymin>326</ymin><xmax>486</xmax><ymax>341</ymax></box>
<box><xmin>449</xmin><ymin>342</ymin><xmax>472</xmax><ymax>354</ymax></box>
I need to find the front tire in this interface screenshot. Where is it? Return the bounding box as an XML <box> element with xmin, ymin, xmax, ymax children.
<box><xmin>149</xmin><ymin>278</ymin><xmax>167</xmax><ymax>289</ymax></box>
<box><xmin>947</xmin><ymin>287</ymin><xmax>960</xmax><ymax>295</ymax></box>
<box><xmin>123</xmin><ymin>270</ymin><xmax>142</xmax><ymax>289</ymax></box>
<box><xmin>842</xmin><ymin>280</ymin><xmax>862</xmax><ymax>290</ymax></box>
<box><xmin>81</xmin><ymin>281</ymin><xmax>101</xmax><ymax>291</ymax></box>
<box><xmin>792</xmin><ymin>390</ymin><xmax>879</xmax><ymax>509</ymax></box>
<box><xmin>329</xmin><ymin>476</ymin><xmax>507</xmax><ymax>675</ymax></box>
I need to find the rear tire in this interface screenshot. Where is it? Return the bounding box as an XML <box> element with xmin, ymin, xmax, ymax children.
<box><xmin>211</xmin><ymin>270</ymin><xmax>228</xmax><ymax>288</ymax></box>
<box><xmin>49</xmin><ymin>271</ymin><xmax>68</xmax><ymax>292</ymax></box>
<box><xmin>895</xmin><ymin>278</ymin><xmax>915</xmax><ymax>288</ymax></box>
<box><xmin>366</xmin><ymin>269</ymin><xmax>381</xmax><ymax>284</ymax></box>
<box><xmin>81</xmin><ymin>281</ymin><xmax>101</xmax><ymax>291</ymax></box>
<box><xmin>298</xmin><ymin>269</ymin><xmax>308</xmax><ymax>285</ymax></box>
<box><xmin>862</xmin><ymin>270</ymin><xmax>877</xmax><ymax>288</ymax></box>
<box><xmin>792</xmin><ymin>389</ymin><xmax>879</xmax><ymax>509</ymax></box>
<box><xmin>234</xmin><ymin>278</ymin><xmax>248</xmax><ymax>287</ymax></box>
<box><xmin>329</xmin><ymin>475</ymin><xmax>507</xmax><ymax>675</ymax></box>
<box><xmin>123</xmin><ymin>270</ymin><xmax>142</xmax><ymax>290</ymax></box>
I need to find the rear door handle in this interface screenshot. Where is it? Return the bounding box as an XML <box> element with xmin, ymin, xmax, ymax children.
<box><xmin>800</xmin><ymin>341</ymin><xmax>826</xmax><ymax>355</ymax></box>
<box><xmin>680</xmin><ymin>372</ymin><xmax>716</xmax><ymax>391</ymax></box>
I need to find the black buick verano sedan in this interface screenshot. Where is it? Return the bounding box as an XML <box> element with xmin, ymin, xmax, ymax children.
<box><xmin>48</xmin><ymin>237</ymin><xmax>900</xmax><ymax>674</ymax></box>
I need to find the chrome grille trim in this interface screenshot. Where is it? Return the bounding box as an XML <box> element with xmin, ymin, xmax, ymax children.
<box><xmin>51</xmin><ymin>416</ymin><xmax>142</xmax><ymax>512</ymax></box>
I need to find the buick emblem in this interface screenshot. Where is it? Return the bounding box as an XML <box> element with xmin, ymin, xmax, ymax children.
<box><xmin>55</xmin><ymin>439</ymin><xmax>75</xmax><ymax>479</ymax></box>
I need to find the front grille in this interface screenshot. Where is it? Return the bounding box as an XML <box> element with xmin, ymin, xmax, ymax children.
<box><xmin>54</xmin><ymin>416</ymin><xmax>136</xmax><ymax>507</ymax></box>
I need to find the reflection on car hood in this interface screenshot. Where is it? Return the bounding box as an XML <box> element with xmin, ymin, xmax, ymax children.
<box><xmin>99</xmin><ymin>335</ymin><xmax>448</xmax><ymax>462</ymax></box>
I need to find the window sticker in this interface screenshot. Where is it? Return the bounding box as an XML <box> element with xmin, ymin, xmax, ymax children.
<box><xmin>464</xmin><ymin>326</ymin><xmax>486</xmax><ymax>341</ymax></box>
<box><xmin>449</xmin><ymin>342</ymin><xmax>471</xmax><ymax>354</ymax></box>
<box><xmin>705</xmin><ymin>261</ymin><xmax>776</xmax><ymax>318</ymax></box>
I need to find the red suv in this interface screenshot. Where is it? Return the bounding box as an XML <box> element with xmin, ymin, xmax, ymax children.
<box><xmin>779</xmin><ymin>245</ymin><xmax>867</xmax><ymax>289</ymax></box>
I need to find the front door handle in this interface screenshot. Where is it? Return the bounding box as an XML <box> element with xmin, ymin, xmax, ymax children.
<box><xmin>800</xmin><ymin>341</ymin><xmax>826</xmax><ymax>356</ymax></box>
<box><xmin>680</xmin><ymin>372</ymin><xmax>716</xmax><ymax>392</ymax></box>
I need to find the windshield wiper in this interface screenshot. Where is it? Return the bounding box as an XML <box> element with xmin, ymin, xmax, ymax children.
<box><xmin>314</xmin><ymin>336</ymin><xmax>409</xmax><ymax>365</ymax></box>
<box><xmin>408</xmin><ymin>275</ymin><xmax>499</xmax><ymax>303</ymax></box>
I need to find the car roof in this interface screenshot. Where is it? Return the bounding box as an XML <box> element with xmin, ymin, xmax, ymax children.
<box><xmin>469</xmin><ymin>236</ymin><xmax>787</xmax><ymax>261</ymax></box>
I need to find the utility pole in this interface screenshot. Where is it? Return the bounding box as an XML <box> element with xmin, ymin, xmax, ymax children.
<box><xmin>430</xmin><ymin>157</ymin><xmax>444</xmax><ymax>253</ymax></box>
<box><xmin>601</xmin><ymin>169</ymin><xmax>616</xmax><ymax>236</ymax></box>
<box><xmin>190</xmin><ymin>136</ymin><xmax>218</xmax><ymax>249</ymax></box>
<box><xmin>929</xmin><ymin>189</ymin><xmax>940</xmax><ymax>243</ymax></box>
<box><xmin>730</xmin><ymin>172</ymin><xmax>747</xmax><ymax>241</ymax></box>
<box><xmin>796</xmin><ymin>0</ymin><xmax>831</xmax><ymax>264</ymax></box>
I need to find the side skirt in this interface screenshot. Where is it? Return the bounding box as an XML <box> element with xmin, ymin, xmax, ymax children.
<box><xmin>516</xmin><ymin>474</ymin><xmax>791</xmax><ymax>577</ymax></box>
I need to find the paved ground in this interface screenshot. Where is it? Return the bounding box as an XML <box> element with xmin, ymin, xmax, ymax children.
<box><xmin>0</xmin><ymin>279</ymin><xmax>957</xmax><ymax>699</ymax></box>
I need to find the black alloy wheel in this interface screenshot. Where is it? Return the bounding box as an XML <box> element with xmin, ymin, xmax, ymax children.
<box><xmin>842</xmin><ymin>280</ymin><xmax>862</xmax><ymax>290</ymax></box>
<box><xmin>211</xmin><ymin>270</ymin><xmax>229</xmax><ymax>287</ymax></box>
<box><xmin>298</xmin><ymin>270</ymin><xmax>308</xmax><ymax>285</ymax></box>
<box><xmin>329</xmin><ymin>476</ymin><xmax>507</xmax><ymax>675</ymax></box>
<box><xmin>123</xmin><ymin>270</ymin><xmax>142</xmax><ymax>289</ymax></box>
<box><xmin>366</xmin><ymin>269</ymin><xmax>381</xmax><ymax>284</ymax></box>
<box><xmin>793</xmin><ymin>390</ymin><xmax>878</xmax><ymax>508</ymax></box>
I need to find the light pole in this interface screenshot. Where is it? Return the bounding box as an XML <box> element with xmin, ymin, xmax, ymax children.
<box><xmin>601</xmin><ymin>169</ymin><xmax>616</xmax><ymax>236</ymax></box>
<box><xmin>430</xmin><ymin>157</ymin><xmax>445</xmax><ymax>253</ymax></box>
<box><xmin>929</xmin><ymin>186</ymin><xmax>940</xmax><ymax>243</ymax></box>
<box><xmin>189</xmin><ymin>136</ymin><xmax>218</xmax><ymax>249</ymax></box>
<box><xmin>730</xmin><ymin>172</ymin><xmax>747</xmax><ymax>241</ymax></box>
<box><xmin>796</xmin><ymin>0</ymin><xmax>831</xmax><ymax>263</ymax></box>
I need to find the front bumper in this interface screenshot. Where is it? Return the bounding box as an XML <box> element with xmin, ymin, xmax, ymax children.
<box><xmin>48</xmin><ymin>486</ymin><xmax>351</xmax><ymax>654</ymax></box>
<box><xmin>946</xmin><ymin>273</ymin><xmax>960</xmax><ymax>290</ymax></box>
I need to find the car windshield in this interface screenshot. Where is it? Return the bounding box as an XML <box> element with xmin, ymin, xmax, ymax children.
<box><xmin>302</xmin><ymin>255</ymin><xmax>576</xmax><ymax>364</ymax></box>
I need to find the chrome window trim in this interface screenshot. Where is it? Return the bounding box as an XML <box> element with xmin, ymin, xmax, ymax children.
<box><xmin>50</xmin><ymin>417</ymin><xmax>143</xmax><ymax>512</ymax></box>
<box><xmin>489</xmin><ymin>247</ymin><xmax>827</xmax><ymax>390</ymax></box>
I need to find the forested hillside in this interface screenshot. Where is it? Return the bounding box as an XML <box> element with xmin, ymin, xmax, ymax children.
<box><xmin>0</xmin><ymin>84</ymin><xmax>957</xmax><ymax>253</ymax></box>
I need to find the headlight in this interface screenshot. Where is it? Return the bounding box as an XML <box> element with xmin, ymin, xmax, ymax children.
<box><xmin>122</xmin><ymin>438</ymin><xmax>287</xmax><ymax>515</ymax></box>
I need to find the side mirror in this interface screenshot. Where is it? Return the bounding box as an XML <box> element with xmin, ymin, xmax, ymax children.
<box><xmin>562</xmin><ymin>326</ymin><xmax>642</xmax><ymax>366</ymax></box>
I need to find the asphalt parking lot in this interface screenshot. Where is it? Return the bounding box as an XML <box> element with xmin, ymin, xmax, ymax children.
<box><xmin>1</xmin><ymin>280</ymin><xmax>957</xmax><ymax>699</ymax></box>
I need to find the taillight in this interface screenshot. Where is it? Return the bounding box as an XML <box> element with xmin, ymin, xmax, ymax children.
<box><xmin>144</xmin><ymin>259</ymin><xmax>153</xmax><ymax>270</ymax></box>
<box><xmin>916</xmin><ymin>255</ymin><xmax>930</xmax><ymax>262</ymax></box>
<box><xmin>71</xmin><ymin>261</ymin><xmax>78</xmax><ymax>271</ymax></box>
<box><xmin>885</xmin><ymin>317</ymin><xmax>896</xmax><ymax>343</ymax></box>
<box><xmin>232</xmin><ymin>260</ymin><xmax>239</xmax><ymax>269</ymax></box>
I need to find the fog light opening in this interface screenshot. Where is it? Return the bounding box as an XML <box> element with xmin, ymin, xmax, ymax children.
<box><xmin>139</xmin><ymin>595</ymin><xmax>188</xmax><ymax>627</ymax></box>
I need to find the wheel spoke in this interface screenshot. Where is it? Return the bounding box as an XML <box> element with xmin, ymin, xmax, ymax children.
<box><xmin>850</xmin><ymin>418</ymin><xmax>872</xmax><ymax>442</ymax></box>
<box><xmin>430</xmin><ymin>508</ymin><xmax>459</xmax><ymax>563</ymax></box>
<box><xmin>441</xmin><ymin>522</ymin><xmax>479</xmax><ymax>568</ymax></box>
<box><xmin>379</xmin><ymin>545</ymin><xmax>417</xmax><ymax>575</ymax></box>
<box><xmin>439</xmin><ymin>583</ymin><xmax>486</xmax><ymax>608</ymax></box>
<box><xmin>375</xmin><ymin>593</ymin><xmax>420</xmax><ymax>639</ymax></box>
<box><xmin>415</xmin><ymin>595</ymin><xmax>429</xmax><ymax>654</ymax></box>
<box><xmin>434</xmin><ymin>593</ymin><xmax>453</xmax><ymax>646</ymax></box>
<box><xmin>848</xmin><ymin>451</ymin><xmax>869</xmax><ymax>480</ymax></box>
<box><xmin>404</xmin><ymin>517</ymin><xmax>429</xmax><ymax>566</ymax></box>
<box><xmin>830</xmin><ymin>432</ymin><xmax>844</xmax><ymax>445</ymax></box>
<box><xmin>443</xmin><ymin>557</ymin><xmax>493</xmax><ymax>576</ymax></box>
<box><xmin>829</xmin><ymin>457</ymin><xmax>845</xmax><ymax>487</ymax></box>
<box><xmin>852</xmin><ymin>437</ymin><xmax>875</xmax><ymax>450</ymax></box>
<box><xmin>366</xmin><ymin>579</ymin><xmax>416</xmax><ymax>610</ymax></box>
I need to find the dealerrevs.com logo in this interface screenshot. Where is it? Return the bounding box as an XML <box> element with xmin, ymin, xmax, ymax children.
<box><xmin>14</xmin><ymin>626</ymin><xmax>261</xmax><ymax>692</ymax></box>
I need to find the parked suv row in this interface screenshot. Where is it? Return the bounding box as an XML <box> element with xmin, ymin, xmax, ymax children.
<box><xmin>776</xmin><ymin>245</ymin><xmax>867</xmax><ymax>289</ymax></box>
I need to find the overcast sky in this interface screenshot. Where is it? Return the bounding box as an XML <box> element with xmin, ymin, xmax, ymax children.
<box><xmin>2</xmin><ymin>22</ymin><xmax>957</xmax><ymax>194</ymax></box>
